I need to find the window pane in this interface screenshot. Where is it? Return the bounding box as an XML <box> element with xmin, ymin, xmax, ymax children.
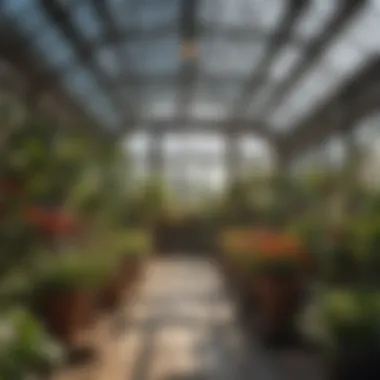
<box><xmin>294</xmin><ymin>0</ymin><xmax>338</xmax><ymax>42</ymax></box>
<box><xmin>8</xmin><ymin>1</ymin><xmax>47</xmax><ymax>36</ymax></box>
<box><xmin>1</xmin><ymin>0</ymin><xmax>33</xmax><ymax>17</ymax></box>
<box><xmin>110</xmin><ymin>0</ymin><xmax>178</xmax><ymax>31</ymax></box>
<box><xmin>199</xmin><ymin>39</ymin><xmax>266</xmax><ymax>76</ymax></box>
<box><xmin>70</xmin><ymin>0</ymin><xmax>103</xmax><ymax>42</ymax></box>
<box><xmin>124</xmin><ymin>37</ymin><xmax>180</xmax><ymax>74</ymax></box>
<box><xmin>29</xmin><ymin>26</ymin><xmax>76</xmax><ymax>70</ymax></box>
<box><xmin>95</xmin><ymin>47</ymin><xmax>120</xmax><ymax>77</ymax></box>
<box><xmin>200</xmin><ymin>0</ymin><xmax>285</xmax><ymax>32</ymax></box>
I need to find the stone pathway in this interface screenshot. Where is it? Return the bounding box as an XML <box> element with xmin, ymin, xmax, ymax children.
<box><xmin>53</xmin><ymin>256</ymin><xmax>325</xmax><ymax>380</ymax></box>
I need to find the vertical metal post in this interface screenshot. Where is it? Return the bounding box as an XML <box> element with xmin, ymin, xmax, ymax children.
<box><xmin>225</xmin><ymin>130</ymin><xmax>241</xmax><ymax>184</ymax></box>
<box><xmin>147</xmin><ymin>130</ymin><xmax>164</xmax><ymax>179</ymax></box>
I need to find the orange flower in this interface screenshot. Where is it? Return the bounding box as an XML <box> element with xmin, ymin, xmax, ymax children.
<box><xmin>222</xmin><ymin>228</ymin><xmax>309</xmax><ymax>268</ymax></box>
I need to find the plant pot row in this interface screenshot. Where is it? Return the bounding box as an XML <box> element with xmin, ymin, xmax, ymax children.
<box><xmin>33</xmin><ymin>255</ymin><xmax>144</xmax><ymax>347</ymax></box>
<box><xmin>219</xmin><ymin>255</ymin><xmax>304</xmax><ymax>348</ymax></box>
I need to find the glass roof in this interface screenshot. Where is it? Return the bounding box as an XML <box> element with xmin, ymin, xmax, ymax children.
<box><xmin>1</xmin><ymin>0</ymin><xmax>380</xmax><ymax>141</ymax></box>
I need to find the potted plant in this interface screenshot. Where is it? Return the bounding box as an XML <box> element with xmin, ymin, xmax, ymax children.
<box><xmin>300</xmin><ymin>288</ymin><xmax>380</xmax><ymax>380</ymax></box>
<box><xmin>218</xmin><ymin>228</ymin><xmax>253</xmax><ymax>289</ymax></box>
<box><xmin>249</xmin><ymin>232</ymin><xmax>310</xmax><ymax>346</ymax></box>
<box><xmin>32</xmin><ymin>252</ymin><xmax>110</xmax><ymax>345</ymax></box>
<box><xmin>116</xmin><ymin>231</ymin><xmax>149</xmax><ymax>292</ymax></box>
<box><xmin>218</xmin><ymin>228</ymin><xmax>263</xmax><ymax>324</ymax></box>
<box><xmin>0</xmin><ymin>270</ymin><xmax>32</xmax><ymax>309</ymax></box>
<box><xmin>99</xmin><ymin>230</ymin><xmax>149</xmax><ymax>311</ymax></box>
<box><xmin>0</xmin><ymin>307</ymin><xmax>66</xmax><ymax>379</ymax></box>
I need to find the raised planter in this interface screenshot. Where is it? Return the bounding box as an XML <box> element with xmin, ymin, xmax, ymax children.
<box><xmin>253</xmin><ymin>271</ymin><xmax>303</xmax><ymax>347</ymax></box>
<box><xmin>101</xmin><ymin>257</ymin><xmax>142</xmax><ymax>310</ymax></box>
<box><xmin>35</xmin><ymin>288</ymin><xmax>97</xmax><ymax>345</ymax></box>
<box><xmin>99</xmin><ymin>272</ymin><xmax>126</xmax><ymax>311</ymax></box>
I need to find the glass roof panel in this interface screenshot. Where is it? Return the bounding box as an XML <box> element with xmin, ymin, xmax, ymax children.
<box><xmin>189</xmin><ymin>101</ymin><xmax>229</xmax><ymax>121</ymax></box>
<box><xmin>243</xmin><ymin>43</ymin><xmax>303</xmax><ymax>119</ymax></box>
<box><xmin>269</xmin><ymin>40</ymin><xmax>371</xmax><ymax>130</ymax></box>
<box><xmin>199</xmin><ymin>39</ymin><xmax>266</xmax><ymax>76</ymax></box>
<box><xmin>110</xmin><ymin>0</ymin><xmax>179</xmax><ymax>31</ymax></box>
<box><xmin>85</xmin><ymin>96</ymin><xmax>120</xmax><ymax>129</ymax></box>
<box><xmin>28</xmin><ymin>24</ymin><xmax>76</xmax><ymax>71</ymax></box>
<box><xmin>143</xmin><ymin>100</ymin><xmax>177</xmax><ymax>119</ymax></box>
<box><xmin>1</xmin><ymin>0</ymin><xmax>32</xmax><ymax>17</ymax></box>
<box><xmin>268</xmin><ymin>43</ymin><xmax>303</xmax><ymax>83</ymax></box>
<box><xmin>3</xmin><ymin>0</ymin><xmax>48</xmax><ymax>37</ymax></box>
<box><xmin>267</xmin><ymin>3</ymin><xmax>377</xmax><ymax>131</ymax></box>
<box><xmin>294</xmin><ymin>0</ymin><xmax>339</xmax><ymax>42</ymax></box>
<box><xmin>123</xmin><ymin>37</ymin><xmax>180</xmax><ymax>74</ymax></box>
<box><xmin>200</xmin><ymin>0</ymin><xmax>285</xmax><ymax>32</ymax></box>
<box><xmin>191</xmin><ymin>82</ymin><xmax>243</xmax><ymax>104</ymax></box>
<box><xmin>268</xmin><ymin>65</ymin><xmax>337</xmax><ymax>131</ymax></box>
<box><xmin>60</xmin><ymin>64</ymin><xmax>119</xmax><ymax>128</ymax></box>
<box><xmin>70</xmin><ymin>0</ymin><xmax>104</xmax><ymax>42</ymax></box>
<box><xmin>94</xmin><ymin>46</ymin><xmax>120</xmax><ymax>78</ymax></box>
<box><xmin>137</xmin><ymin>85</ymin><xmax>177</xmax><ymax>119</ymax></box>
<box><xmin>336</xmin><ymin>3</ymin><xmax>380</xmax><ymax>54</ymax></box>
<box><xmin>60</xmin><ymin>66</ymin><xmax>96</xmax><ymax>98</ymax></box>
<box><xmin>245</xmin><ymin>83</ymin><xmax>278</xmax><ymax>119</ymax></box>
<box><xmin>3</xmin><ymin>0</ymin><xmax>379</xmax><ymax>139</ymax></box>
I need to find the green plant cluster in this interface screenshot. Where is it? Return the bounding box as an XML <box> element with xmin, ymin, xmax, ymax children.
<box><xmin>0</xmin><ymin>307</ymin><xmax>65</xmax><ymax>379</ymax></box>
<box><xmin>300</xmin><ymin>287</ymin><xmax>380</xmax><ymax>354</ymax></box>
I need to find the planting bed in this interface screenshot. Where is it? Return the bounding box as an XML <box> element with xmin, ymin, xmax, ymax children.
<box><xmin>218</xmin><ymin>228</ymin><xmax>312</xmax><ymax>348</ymax></box>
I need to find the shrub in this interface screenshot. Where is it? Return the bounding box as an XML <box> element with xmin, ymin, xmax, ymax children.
<box><xmin>0</xmin><ymin>307</ymin><xmax>65</xmax><ymax>378</ymax></box>
<box><xmin>300</xmin><ymin>288</ymin><xmax>380</xmax><ymax>353</ymax></box>
<box><xmin>33</xmin><ymin>252</ymin><xmax>111</xmax><ymax>293</ymax></box>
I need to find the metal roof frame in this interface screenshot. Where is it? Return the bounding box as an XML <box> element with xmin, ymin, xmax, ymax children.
<box><xmin>0</xmin><ymin>0</ymin><xmax>375</xmax><ymax>158</ymax></box>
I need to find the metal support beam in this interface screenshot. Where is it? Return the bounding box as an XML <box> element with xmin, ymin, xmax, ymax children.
<box><xmin>131</xmin><ymin>119</ymin><xmax>272</xmax><ymax>139</ymax></box>
<box><xmin>0</xmin><ymin>19</ymin><xmax>107</xmax><ymax>136</ymax></box>
<box><xmin>282</xmin><ymin>57</ymin><xmax>380</xmax><ymax>163</ymax></box>
<box><xmin>147</xmin><ymin>130</ymin><xmax>165</xmax><ymax>178</ymax></box>
<box><xmin>91</xmin><ymin>22</ymin><xmax>276</xmax><ymax>49</ymax></box>
<box><xmin>258</xmin><ymin>0</ymin><xmax>366</xmax><ymax>118</ymax></box>
<box><xmin>92</xmin><ymin>0</ymin><xmax>136</xmax><ymax>125</ymax></box>
<box><xmin>40</xmin><ymin>0</ymin><xmax>123</xmax><ymax>124</ymax></box>
<box><xmin>175</xmin><ymin>0</ymin><xmax>200</xmax><ymax>126</ymax></box>
<box><xmin>225</xmin><ymin>130</ymin><xmax>242</xmax><ymax>182</ymax></box>
<box><xmin>224</xmin><ymin>0</ymin><xmax>308</xmax><ymax>121</ymax></box>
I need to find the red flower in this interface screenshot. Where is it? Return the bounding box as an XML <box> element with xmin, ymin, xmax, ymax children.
<box><xmin>24</xmin><ymin>207</ymin><xmax>77</xmax><ymax>236</ymax></box>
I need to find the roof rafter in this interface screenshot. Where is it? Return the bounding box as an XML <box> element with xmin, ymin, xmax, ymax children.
<box><xmin>40</xmin><ymin>0</ymin><xmax>123</xmax><ymax>125</ymax></box>
<box><xmin>0</xmin><ymin>18</ymin><xmax>107</xmax><ymax>136</ymax></box>
<box><xmin>133</xmin><ymin>119</ymin><xmax>272</xmax><ymax>140</ymax></box>
<box><xmin>259</xmin><ymin>0</ymin><xmax>367</xmax><ymax>118</ymax></box>
<box><xmin>225</xmin><ymin>0</ymin><xmax>309</xmax><ymax>120</ymax></box>
<box><xmin>175</xmin><ymin>0</ymin><xmax>200</xmax><ymax>127</ymax></box>
<box><xmin>92</xmin><ymin>0</ymin><xmax>136</xmax><ymax>125</ymax></box>
<box><xmin>281</xmin><ymin>58</ymin><xmax>380</xmax><ymax>162</ymax></box>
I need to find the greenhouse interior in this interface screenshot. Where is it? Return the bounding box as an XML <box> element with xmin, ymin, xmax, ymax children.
<box><xmin>1</xmin><ymin>0</ymin><xmax>380</xmax><ymax>379</ymax></box>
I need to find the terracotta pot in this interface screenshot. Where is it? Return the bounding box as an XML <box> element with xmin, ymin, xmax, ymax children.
<box><xmin>253</xmin><ymin>274</ymin><xmax>302</xmax><ymax>343</ymax></box>
<box><xmin>100</xmin><ymin>275</ymin><xmax>125</xmax><ymax>311</ymax></box>
<box><xmin>36</xmin><ymin>289</ymin><xmax>96</xmax><ymax>345</ymax></box>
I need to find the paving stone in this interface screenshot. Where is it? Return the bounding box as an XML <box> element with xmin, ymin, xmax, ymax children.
<box><xmin>52</xmin><ymin>256</ymin><xmax>325</xmax><ymax>380</ymax></box>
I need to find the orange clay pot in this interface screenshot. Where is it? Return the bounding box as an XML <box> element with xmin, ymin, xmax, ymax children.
<box><xmin>36</xmin><ymin>289</ymin><xmax>97</xmax><ymax>345</ymax></box>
